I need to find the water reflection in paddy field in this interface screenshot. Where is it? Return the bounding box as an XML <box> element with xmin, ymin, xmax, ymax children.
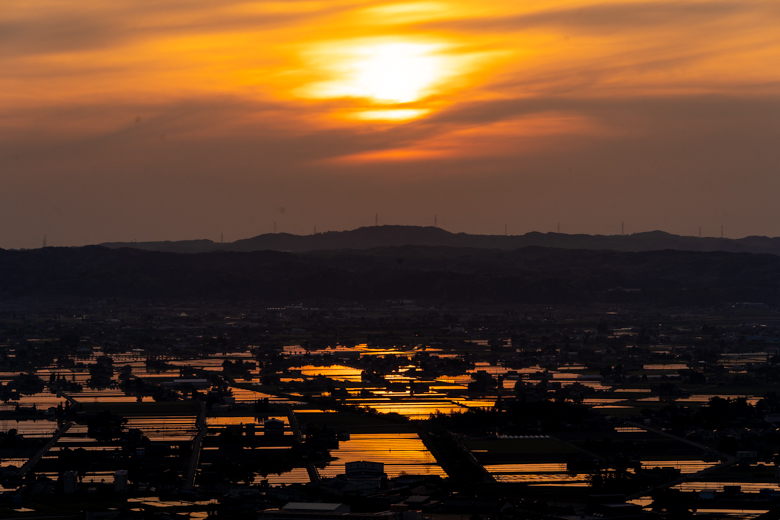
<box><xmin>320</xmin><ymin>433</ymin><xmax>446</xmax><ymax>478</ymax></box>
<box><xmin>675</xmin><ymin>395</ymin><xmax>761</xmax><ymax>405</ymax></box>
<box><xmin>452</xmin><ymin>398</ymin><xmax>498</xmax><ymax>409</ymax></box>
<box><xmin>485</xmin><ymin>462</ymin><xmax>568</xmax><ymax>472</ymax></box>
<box><xmin>127</xmin><ymin>497</ymin><xmax>220</xmax><ymax>508</ymax></box>
<box><xmin>435</xmin><ymin>375</ymin><xmax>473</xmax><ymax>385</ymax></box>
<box><xmin>229</xmin><ymin>387</ymin><xmax>289</xmax><ymax>403</ymax></box>
<box><xmin>1</xmin><ymin>458</ymin><xmax>29</xmax><ymax>468</ymax></box>
<box><xmin>674</xmin><ymin>482</ymin><xmax>780</xmax><ymax>493</ymax></box>
<box><xmin>205</xmin><ymin>416</ymin><xmax>292</xmax><ymax>435</ymax></box>
<box><xmin>491</xmin><ymin>472</ymin><xmax>590</xmax><ymax>485</ymax></box>
<box><xmin>207</xmin><ymin>416</ymin><xmax>283</xmax><ymax>426</ymax></box>
<box><xmin>468</xmin><ymin>363</ymin><xmax>513</xmax><ymax>375</ymax></box>
<box><xmin>167</xmin><ymin>359</ymin><xmax>224</xmax><ymax>371</ymax></box>
<box><xmin>582</xmin><ymin>398</ymin><xmax>629</xmax><ymax>406</ymax></box>
<box><xmin>0</xmin><ymin>419</ymin><xmax>58</xmax><ymax>437</ymax></box>
<box><xmin>283</xmin><ymin>344</ymin><xmax>419</xmax><ymax>358</ymax></box>
<box><xmin>628</xmin><ymin>497</ymin><xmax>653</xmax><ymax>507</ymax></box>
<box><xmin>719</xmin><ymin>353</ymin><xmax>767</xmax><ymax>366</ymax></box>
<box><xmin>258</xmin><ymin>467</ymin><xmax>310</xmax><ymax>485</ymax></box>
<box><xmin>73</xmin><ymin>389</ymin><xmax>155</xmax><ymax>403</ymax></box>
<box><xmin>641</xmin><ymin>460</ymin><xmax>719</xmax><ymax>473</ymax></box>
<box><xmin>348</xmin><ymin>401</ymin><xmax>464</xmax><ymax>419</ymax></box>
<box><xmin>49</xmin><ymin>446</ymin><xmax>121</xmax><ymax>453</ymax></box>
<box><xmin>0</xmin><ymin>393</ymin><xmax>68</xmax><ymax>412</ymax></box>
<box><xmin>643</xmin><ymin>364</ymin><xmax>690</xmax><ymax>370</ymax></box>
<box><xmin>125</xmin><ymin>416</ymin><xmax>198</xmax><ymax>442</ymax></box>
<box><xmin>295</xmin><ymin>365</ymin><xmax>363</xmax><ymax>382</ymax></box>
<box><xmin>694</xmin><ymin>509</ymin><xmax>767</xmax><ymax>519</ymax></box>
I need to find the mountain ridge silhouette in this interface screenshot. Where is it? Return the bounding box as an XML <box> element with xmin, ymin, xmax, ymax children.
<box><xmin>100</xmin><ymin>225</ymin><xmax>780</xmax><ymax>256</ymax></box>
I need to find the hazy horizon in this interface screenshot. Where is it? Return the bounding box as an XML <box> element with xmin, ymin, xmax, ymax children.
<box><xmin>7</xmin><ymin>224</ymin><xmax>779</xmax><ymax>250</ymax></box>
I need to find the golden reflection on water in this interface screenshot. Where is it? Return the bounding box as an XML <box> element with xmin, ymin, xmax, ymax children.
<box><xmin>297</xmin><ymin>364</ymin><xmax>363</xmax><ymax>382</ymax></box>
<box><xmin>321</xmin><ymin>433</ymin><xmax>447</xmax><ymax>478</ymax></box>
<box><xmin>641</xmin><ymin>460</ymin><xmax>718</xmax><ymax>474</ymax></box>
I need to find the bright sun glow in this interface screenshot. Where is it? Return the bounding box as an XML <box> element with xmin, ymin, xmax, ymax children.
<box><xmin>350</xmin><ymin>43</ymin><xmax>442</xmax><ymax>103</ymax></box>
<box><xmin>302</xmin><ymin>40</ymin><xmax>449</xmax><ymax>106</ymax></box>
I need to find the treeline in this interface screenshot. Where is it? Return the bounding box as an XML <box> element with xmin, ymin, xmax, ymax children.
<box><xmin>2</xmin><ymin>245</ymin><xmax>780</xmax><ymax>304</ymax></box>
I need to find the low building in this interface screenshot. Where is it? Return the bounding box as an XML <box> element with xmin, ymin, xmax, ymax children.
<box><xmin>114</xmin><ymin>470</ymin><xmax>128</xmax><ymax>492</ymax></box>
<box><xmin>345</xmin><ymin>461</ymin><xmax>384</xmax><ymax>479</ymax></box>
<box><xmin>63</xmin><ymin>470</ymin><xmax>78</xmax><ymax>494</ymax></box>
<box><xmin>264</xmin><ymin>418</ymin><xmax>285</xmax><ymax>437</ymax></box>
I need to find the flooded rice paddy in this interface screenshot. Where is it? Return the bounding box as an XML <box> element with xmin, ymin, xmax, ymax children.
<box><xmin>1</xmin><ymin>341</ymin><xmax>778</xmax><ymax>506</ymax></box>
<box><xmin>319</xmin><ymin>433</ymin><xmax>446</xmax><ymax>479</ymax></box>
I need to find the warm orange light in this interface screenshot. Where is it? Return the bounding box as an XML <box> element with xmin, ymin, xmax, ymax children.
<box><xmin>350</xmin><ymin>108</ymin><xmax>431</xmax><ymax>121</ymax></box>
<box><xmin>299</xmin><ymin>39</ymin><xmax>456</xmax><ymax>106</ymax></box>
<box><xmin>350</xmin><ymin>42</ymin><xmax>443</xmax><ymax>103</ymax></box>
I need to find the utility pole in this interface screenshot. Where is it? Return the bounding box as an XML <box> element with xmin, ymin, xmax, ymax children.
<box><xmin>220</xmin><ymin>232</ymin><xmax>223</xmax><ymax>244</ymax></box>
<box><xmin>375</xmin><ymin>214</ymin><xmax>378</xmax><ymax>227</ymax></box>
<box><xmin>721</xmin><ymin>225</ymin><xmax>724</xmax><ymax>238</ymax></box>
<box><xmin>274</xmin><ymin>222</ymin><xmax>277</xmax><ymax>234</ymax></box>
<box><xmin>557</xmin><ymin>222</ymin><xmax>560</xmax><ymax>233</ymax></box>
<box><xmin>505</xmin><ymin>223</ymin><xmax>507</xmax><ymax>236</ymax></box>
<box><xmin>434</xmin><ymin>215</ymin><xmax>437</xmax><ymax>227</ymax></box>
<box><xmin>43</xmin><ymin>235</ymin><xmax>46</xmax><ymax>248</ymax></box>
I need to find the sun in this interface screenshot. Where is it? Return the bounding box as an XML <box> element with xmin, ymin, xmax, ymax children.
<box><xmin>301</xmin><ymin>40</ymin><xmax>448</xmax><ymax>106</ymax></box>
<box><xmin>348</xmin><ymin>43</ymin><xmax>442</xmax><ymax>103</ymax></box>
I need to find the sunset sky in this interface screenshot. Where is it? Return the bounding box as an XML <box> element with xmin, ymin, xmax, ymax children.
<box><xmin>2</xmin><ymin>0</ymin><xmax>779</xmax><ymax>248</ymax></box>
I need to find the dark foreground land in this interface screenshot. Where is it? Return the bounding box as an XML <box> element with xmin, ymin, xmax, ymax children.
<box><xmin>3</xmin><ymin>242</ymin><xmax>780</xmax><ymax>305</ymax></box>
<box><xmin>3</xmin><ymin>237</ymin><xmax>780</xmax><ymax>519</ymax></box>
<box><xmin>1</xmin><ymin>297</ymin><xmax>780</xmax><ymax>520</ymax></box>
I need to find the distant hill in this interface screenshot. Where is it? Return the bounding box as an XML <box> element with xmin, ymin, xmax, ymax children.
<box><xmin>100</xmin><ymin>226</ymin><xmax>780</xmax><ymax>256</ymax></box>
<box><xmin>3</xmin><ymin>245</ymin><xmax>780</xmax><ymax>305</ymax></box>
